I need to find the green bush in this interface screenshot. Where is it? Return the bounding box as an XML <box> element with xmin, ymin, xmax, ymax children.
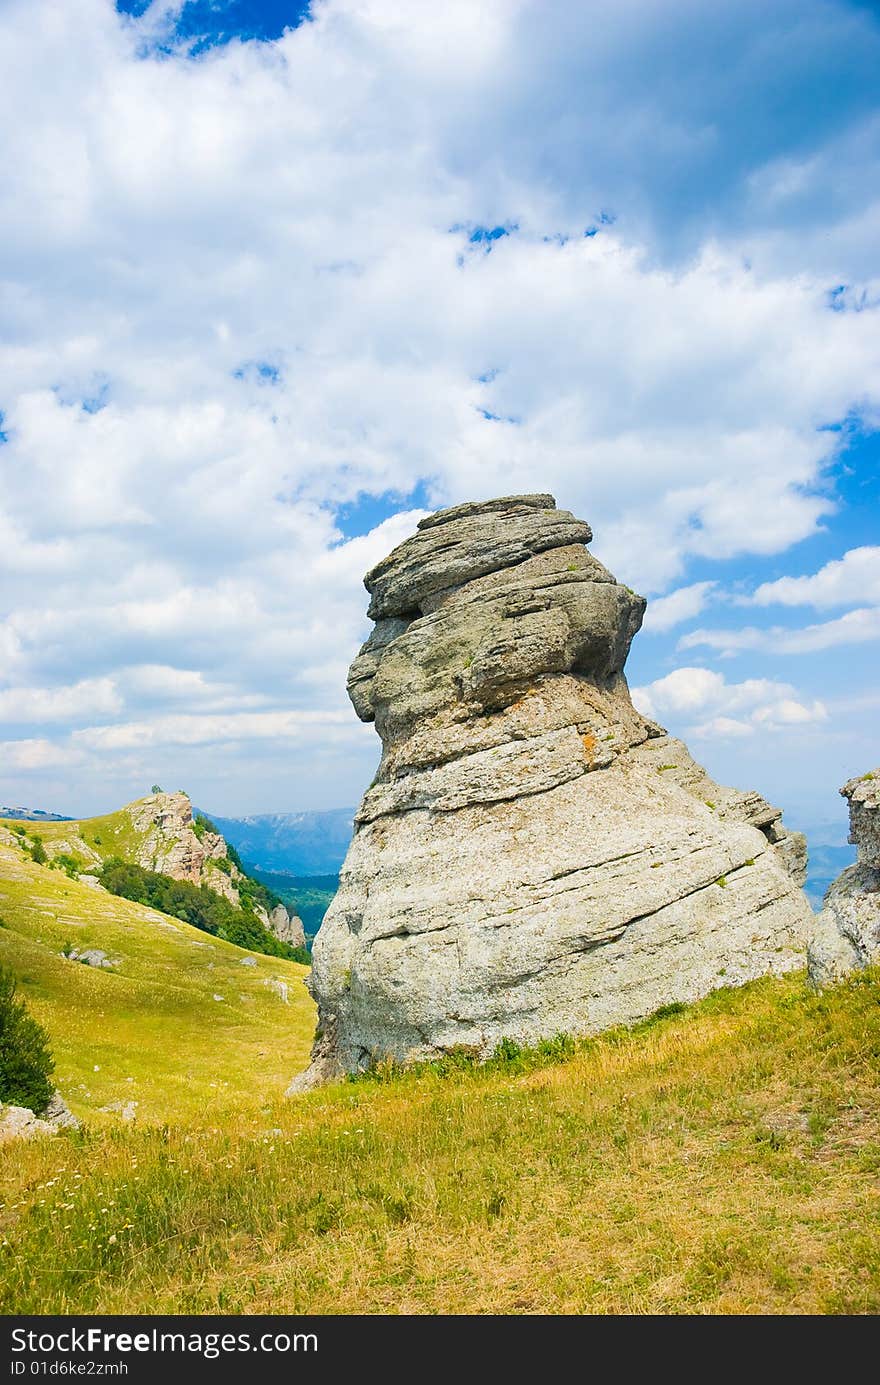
<box><xmin>191</xmin><ymin>812</ymin><xmax>216</xmax><ymax>842</ymax></box>
<box><xmin>0</xmin><ymin>965</ymin><xmax>55</xmax><ymax>1114</ymax></box>
<box><xmin>52</xmin><ymin>853</ymin><xmax>81</xmax><ymax>880</ymax></box>
<box><xmin>29</xmin><ymin>836</ymin><xmax>48</xmax><ymax>865</ymax></box>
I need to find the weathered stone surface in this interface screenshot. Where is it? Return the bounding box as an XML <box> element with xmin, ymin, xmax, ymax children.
<box><xmin>844</xmin><ymin>771</ymin><xmax>880</xmax><ymax>867</ymax></box>
<box><xmin>68</xmin><ymin>947</ymin><xmax>118</xmax><ymax>970</ymax></box>
<box><xmin>267</xmin><ymin>903</ymin><xmax>306</xmax><ymax>949</ymax></box>
<box><xmin>0</xmin><ymin>1103</ymin><xmax>56</xmax><ymax>1144</ymax></box>
<box><xmin>127</xmin><ymin>792</ymin><xmax>243</xmax><ymax>905</ymax></box>
<box><xmin>808</xmin><ymin>771</ymin><xmax>880</xmax><ymax>986</ymax></box>
<box><xmin>297</xmin><ymin>495</ymin><xmax>813</xmax><ymax>1087</ymax></box>
<box><xmin>364</xmin><ymin>495</ymin><xmax>592</xmax><ymax>620</ymax></box>
<box><xmin>44</xmin><ymin>1090</ymin><xmax>80</xmax><ymax>1130</ymax></box>
<box><xmin>0</xmin><ymin>1089</ymin><xmax>79</xmax><ymax>1143</ymax></box>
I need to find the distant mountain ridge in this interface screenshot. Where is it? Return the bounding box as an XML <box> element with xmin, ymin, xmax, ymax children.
<box><xmin>0</xmin><ymin>806</ymin><xmax>72</xmax><ymax>822</ymax></box>
<box><xmin>203</xmin><ymin>808</ymin><xmax>354</xmax><ymax>875</ymax></box>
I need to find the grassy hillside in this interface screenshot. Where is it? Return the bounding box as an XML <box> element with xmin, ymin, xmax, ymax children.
<box><xmin>2</xmin><ymin>961</ymin><xmax>879</xmax><ymax>1314</ymax></box>
<box><xmin>0</xmin><ymin>828</ymin><xmax>315</xmax><ymax>1125</ymax></box>
<box><xmin>9</xmin><ymin>806</ymin><xmax>154</xmax><ymax>867</ymax></box>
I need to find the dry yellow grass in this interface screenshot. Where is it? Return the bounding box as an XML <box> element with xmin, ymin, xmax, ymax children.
<box><xmin>2</xmin><ymin>969</ymin><xmax>880</xmax><ymax>1314</ymax></box>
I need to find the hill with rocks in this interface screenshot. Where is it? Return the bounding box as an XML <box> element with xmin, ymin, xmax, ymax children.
<box><xmin>1</xmin><ymin>792</ymin><xmax>306</xmax><ymax>954</ymax></box>
<box><xmin>299</xmin><ymin>493</ymin><xmax>814</xmax><ymax>1085</ymax></box>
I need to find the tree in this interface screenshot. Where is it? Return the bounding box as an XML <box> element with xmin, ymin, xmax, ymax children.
<box><xmin>0</xmin><ymin>965</ymin><xmax>55</xmax><ymax>1114</ymax></box>
<box><xmin>150</xmin><ymin>784</ymin><xmax>163</xmax><ymax>795</ymax></box>
<box><xmin>30</xmin><ymin>836</ymin><xmax>47</xmax><ymax>865</ymax></box>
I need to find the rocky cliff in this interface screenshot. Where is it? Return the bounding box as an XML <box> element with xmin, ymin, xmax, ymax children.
<box><xmin>294</xmin><ymin>494</ymin><xmax>813</xmax><ymax>1087</ymax></box>
<box><xmin>808</xmin><ymin>772</ymin><xmax>880</xmax><ymax>985</ymax></box>
<box><xmin>39</xmin><ymin>791</ymin><xmax>306</xmax><ymax>947</ymax></box>
<box><xmin>128</xmin><ymin>791</ymin><xmax>242</xmax><ymax>902</ymax></box>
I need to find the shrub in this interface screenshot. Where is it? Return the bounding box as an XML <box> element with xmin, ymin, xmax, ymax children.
<box><xmin>52</xmin><ymin>853</ymin><xmax>81</xmax><ymax>880</ymax></box>
<box><xmin>192</xmin><ymin>813</ymin><xmax>217</xmax><ymax>842</ymax></box>
<box><xmin>492</xmin><ymin>1036</ymin><xmax>523</xmax><ymax>1064</ymax></box>
<box><xmin>29</xmin><ymin>836</ymin><xmax>47</xmax><ymax>865</ymax></box>
<box><xmin>0</xmin><ymin>964</ymin><xmax>55</xmax><ymax>1114</ymax></box>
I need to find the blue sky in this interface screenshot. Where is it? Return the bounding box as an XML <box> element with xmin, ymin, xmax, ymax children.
<box><xmin>0</xmin><ymin>1</ymin><xmax>878</xmax><ymax>861</ymax></box>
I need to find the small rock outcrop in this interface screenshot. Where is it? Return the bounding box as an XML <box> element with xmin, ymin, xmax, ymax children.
<box><xmin>294</xmin><ymin>495</ymin><xmax>814</xmax><ymax>1087</ymax></box>
<box><xmin>0</xmin><ymin>1103</ymin><xmax>56</xmax><ymax>1144</ymax></box>
<box><xmin>808</xmin><ymin>772</ymin><xmax>880</xmax><ymax>986</ymax></box>
<box><xmin>127</xmin><ymin>792</ymin><xmax>244</xmax><ymax>904</ymax></box>
<box><xmin>0</xmin><ymin>1090</ymin><xmax>80</xmax><ymax>1144</ymax></box>
<box><xmin>268</xmin><ymin>903</ymin><xmax>307</xmax><ymax>949</ymax></box>
<box><xmin>67</xmin><ymin>947</ymin><xmax>118</xmax><ymax>970</ymax></box>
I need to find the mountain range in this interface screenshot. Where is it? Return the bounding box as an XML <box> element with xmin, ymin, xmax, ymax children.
<box><xmin>201</xmin><ymin>807</ymin><xmax>354</xmax><ymax>875</ymax></box>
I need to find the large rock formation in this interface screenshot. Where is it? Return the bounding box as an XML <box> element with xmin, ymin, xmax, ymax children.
<box><xmin>269</xmin><ymin>903</ymin><xmax>307</xmax><ymax>949</ymax></box>
<box><xmin>808</xmin><ymin>772</ymin><xmax>880</xmax><ymax>985</ymax></box>
<box><xmin>295</xmin><ymin>495</ymin><xmax>813</xmax><ymax>1087</ymax></box>
<box><xmin>127</xmin><ymin>791</ymin><xmax>244</xmax><ymax>904</ymax></box>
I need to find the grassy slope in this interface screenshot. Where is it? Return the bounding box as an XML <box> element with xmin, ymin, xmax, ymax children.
<box><xmin>0</xmin><ymin>830</ymin><xmax>315</xmax><ymax>1126</ymax></box>
<box><xmin>2</xmin><ymin>965</ymin><xmax>879</xmax><ymax>1314</ymax></box>
<box><xmin>12</xmin><ymin>808</ymin><xmax>150</xmax><ymax>867</ymax></box>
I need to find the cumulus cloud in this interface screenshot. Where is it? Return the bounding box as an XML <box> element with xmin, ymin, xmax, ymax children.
<box><xmin>0</xmin><ymin>0</ymin><xmax>878</xmax><ymax>812</ymax></box>
<box><xmin>750</xmin><ymin>546</ymin><xmax>880</xmax><ymax>608</ymax></box>
<box><xmin>680</xmin><ymin>606</ymin><xmax>880</xmax><ymax>656</ymax></box>
<box><xmin>631</xmin><ymin>666</ymin><xmax>828</xmax><ymax>740</ymax></box>
<box><xmin>641</xmin><ymin>582</ymin><xmax>717</xmax><ymax>633</ymax></box>
<box><xmin>0</xmin><ymin>678</ymin><xmax>121</xmax><ymax>724</ymax></box>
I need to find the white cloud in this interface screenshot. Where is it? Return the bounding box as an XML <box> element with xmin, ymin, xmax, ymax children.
<box><xmin>680</xmin><ymin>606</ymin><xmax>880</xmax><ymax>655</ymax></box>
<box><xmin>72</xmin><ymin>708</ymin><xmax>358</xmax><ymax>752</ymax></box>
<box><xmin>0</xmin><ymin>738</ymin><xmax>85</xmax><ymax>771</ymax></box>
<box><xmin>0</xmin><ymin>678</ymin><xmax>121</xmax><ymax>724</ymax></box>
<box><xmin>641</xmin><ymin>581</ymin><xmax>716</xmax><ymax>633</ymax></box>
<box><xmin>632</xmin><ymin>665</ymin><xmax>827</xmax><ymax>740</ymax></box>
<box><xmin>0</xmin><ymin>0</ymin><xmax>877</xmax><ymax>812</ymax></box>
<box><xmin>750</xmin><ymin>546</ymin><xmax>880</xmax><ymax>608</ymax></box>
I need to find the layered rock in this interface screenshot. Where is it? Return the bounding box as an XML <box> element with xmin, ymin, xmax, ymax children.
<box><xmin>127</xmin><ymin>792</ymin><xmax>243</xmax><ymax>905</ymax></box>
<box><xmin>808</xmin><ymin>772</ymin><xmax>880</xmax><ymax>985</ymax></box>
<box><xmin>295</xmin><ymin>495</ymin><xmax>814</xmax><ymax>1087</ymax></box>
<box><xmin>269</xmin><ymin>903</ymin><xmax>307</xmax><ymax>949</ymax></box>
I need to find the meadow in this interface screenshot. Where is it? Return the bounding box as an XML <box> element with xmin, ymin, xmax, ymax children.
<box><xmin>2</xmin><ymin>819</ymin><xmax>879</xmax><ymax>1315</ymax></box>
<box><xmin>2</xmin><ymin>954</ymin><xmax>879</xmax><ymax>1313</ymax></box>
<box><xmin>0</xmin><ymin>827</ymin><xmax>314</xmax><ymax>1124</ymax></box>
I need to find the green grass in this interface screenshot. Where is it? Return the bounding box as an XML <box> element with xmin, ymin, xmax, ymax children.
<box><xmin>0</xmin><ymin>829</ymin><xmax>314</xmax><ymax>1126</ymax></box>
<box><xmin>8</xmin><ymin>808</ymin><xmax>149</xmax><ymax>867</ymax></box>
<box><xmin>2</xmin><ymin>947</ymin><xmax>880</xmax><ymax>1312</ymax></box>
<box><xmin>3</xmin><ymin>818</ymin><xmax>880</xmax><ymax>1315</ymax></box>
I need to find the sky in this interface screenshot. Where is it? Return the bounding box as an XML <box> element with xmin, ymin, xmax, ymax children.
<box><xmin>0</xmin><ymin>0</ymin><xmax>878</xmax><ymax>850</ymax></box>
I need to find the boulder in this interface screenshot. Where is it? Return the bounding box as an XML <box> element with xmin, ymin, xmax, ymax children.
<box><xmin>68</xmin><ymin>947</ymin><xmax>118</xmax><ymax>970</ymax></box>
<box><xmin>0</xmin><ymin>1089</ymin><xmax>78</xmax><ymax>1143</ymax></box>
<box><xmin>44</xmin><ymin>1089</ymin><xmax>80</xmax><ymax>1130</ymax></box>
<box><xmin>293</xmin><ymin>495</ymin><xmax>814</xmax><ymax>1089</ymax></box>
<box><xmin>808</xmin><ymin>772</ymin><xmax>880</xmax><ymax>986</ymax></box>
<box><xmin>0</xmin><ymin>1103</ymin><xmax>56</xmax><ymax>1143</ymax></box>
